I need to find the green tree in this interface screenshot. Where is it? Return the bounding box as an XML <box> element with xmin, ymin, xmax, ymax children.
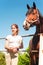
<box><xmin>18</xmin><ymin>46</ymin><xmax>30</xmax><ymax>65</ymax></box>
<box><xmin>0</xmin><ymin>52</ymin><xmax>6</xmax><ymax>65</ymax></box>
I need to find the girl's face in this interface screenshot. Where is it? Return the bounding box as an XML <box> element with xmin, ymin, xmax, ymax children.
<box><xmin>11</xmin><ymin>25</ymin><xmax>18</xmax><ymax>35</ymax></box>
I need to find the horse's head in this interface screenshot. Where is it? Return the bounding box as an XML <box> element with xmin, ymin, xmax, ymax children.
<box><xmin>23</xmin><ymin>2</ymin><xmax>40</xmax><ymax>30</ymax></box>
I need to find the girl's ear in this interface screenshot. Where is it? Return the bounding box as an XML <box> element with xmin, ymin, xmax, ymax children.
<box><xmin>17</xmin><ymin>29</ymin><xmax>19</xmax><ymax>33</ymax></box>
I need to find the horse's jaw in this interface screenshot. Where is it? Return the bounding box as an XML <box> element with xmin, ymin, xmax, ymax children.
<box><xmin>23</xmin><ymin>20</ymin><xmax>30</xmax><ymax>30</ymax></box>
<box><xmin>23</xmin><ymin>25</ymin><xmax>30</xmax><ymax>30</ymax></box>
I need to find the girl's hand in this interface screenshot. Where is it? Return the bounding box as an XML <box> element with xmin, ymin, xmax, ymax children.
<box><xmin>13</xmin><ymin>48</ymin><xmax>18</xmax><ymax>53</ymax></box>
<box><xmin>8</xmin><ymin>47</ymin><xmax>19</xmax><ymax>53</ymax></box>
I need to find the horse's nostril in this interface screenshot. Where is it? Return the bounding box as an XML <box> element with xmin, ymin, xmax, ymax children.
<box><xmin>26</xmin><ymin>23</ymin><xmax>27</xmax><ymax>25</ymax></box>
<box><xmin>23</xmin><ymin>25</ymin><xmax>26</xmax><ymax>29</ymax></box>
<box><xmin>23</xmin><ymin>25</ymin><xmax>24</xmax><ymax>27</ymax></box>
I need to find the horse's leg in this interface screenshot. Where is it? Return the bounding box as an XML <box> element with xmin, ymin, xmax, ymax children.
<box><xmin>29</xmin><ymin>39</ymin><xmax>39</xmax><ymax>65</ymax></box>
<box><xmin>36</xmin><ymin>41</ymin><xmax>39</xmax><ymax>65</ymax></box>
<box><xmin>29</xmin><ymin>40</ymin><xmax>36</xmax><ymax>65</ymax></box>
<box><xmin>29</xmin><ymin>39</ymin><xmax>33</xmax><ymax>65</ymax></box>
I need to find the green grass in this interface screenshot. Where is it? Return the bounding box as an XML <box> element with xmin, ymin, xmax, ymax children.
<box><xmin>18</xmin><ymin>46</ymin><xmax>30</xmax><ymax>65</ymax></box>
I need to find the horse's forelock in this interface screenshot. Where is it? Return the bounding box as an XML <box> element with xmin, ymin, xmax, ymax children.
<box><xmin>26</xmin><ymin>8</ymin><xmax>33</xmax><ymax>16</ymax></box>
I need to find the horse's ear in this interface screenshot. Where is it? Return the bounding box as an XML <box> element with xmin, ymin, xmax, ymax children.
<box><xmin>33</xmin><ymin>2</ymin><xmax>36</xmax><ymax>9</ymax></box>
<box><xmin>27</xmin><ymin>4</ymin><xmax>30</xmax><ymax>9</ymax></box>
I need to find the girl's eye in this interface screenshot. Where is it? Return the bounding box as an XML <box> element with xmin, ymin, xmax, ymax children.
<box><xmin>11</xmin><ymin>27</ymin><xmax>15</xmax><ymax>29</ymax></box>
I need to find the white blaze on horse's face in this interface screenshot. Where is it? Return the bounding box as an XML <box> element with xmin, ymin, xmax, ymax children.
<box><xmin>23</xmin><ymin>18</ymin><xmax>30</xmax><ymax>30</ymax></box>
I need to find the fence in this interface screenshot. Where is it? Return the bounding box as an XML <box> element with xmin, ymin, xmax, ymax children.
<box><xmin>0</xmin><ymin>33</ymin><xmax>40</xmax><ymax>53</ymax></box>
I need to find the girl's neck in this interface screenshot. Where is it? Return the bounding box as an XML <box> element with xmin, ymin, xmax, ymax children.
<box><xmin>12</xmin><ymin>33</ymin><xmax>18</xmax><ymax>36</ymax></box>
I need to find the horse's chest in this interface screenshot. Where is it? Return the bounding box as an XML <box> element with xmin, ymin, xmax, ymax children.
<box><xmin>32</xmin><ymin>35</ymin><xmax>39</xmax><ymax>50</ymax></box>
<box><xmin>32</xmin><ymin>43</ymin><xmax>39</xmax><ymax>50</ymax></box>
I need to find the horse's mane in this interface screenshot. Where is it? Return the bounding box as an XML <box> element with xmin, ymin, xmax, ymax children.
<box><xmin>39</xmin><ymin>10</ymin><xmax>43</xmax><ymax>24</ymax></box>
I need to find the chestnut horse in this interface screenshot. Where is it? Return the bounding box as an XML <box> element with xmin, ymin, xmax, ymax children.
<box><xmin>23</xmin><ymin>2</ymin><xmax>43</xmax><ymax>65</ymax></box>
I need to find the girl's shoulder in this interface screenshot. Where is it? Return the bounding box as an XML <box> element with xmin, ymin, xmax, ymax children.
<box><xmin>6</xmin><ymin>35</ymin><xmax>12</xmax><ymax>39</ymax></box>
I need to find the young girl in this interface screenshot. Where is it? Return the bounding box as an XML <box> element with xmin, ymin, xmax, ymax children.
<box><xmin>5</xmin><ymin>24</ymin><xmax>23</xmax><ymax>65</ymax></box>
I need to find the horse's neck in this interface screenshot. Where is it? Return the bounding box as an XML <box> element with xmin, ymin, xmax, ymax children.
<box><xmin>40</xmin><ymin>16</ymin><xmax>43</xmax><ymax>33</ymax></box>
<box><xmin>35</xmin><ymin>25</ymin><xmax>40</xmax><ymax>34</ymax></box>
<box><xmin>40</xmin><ymin>24</ymin><xmax>43</xmax><ymax>33</ymax></box>
<box><xmin>32</xmin><ymin>25</ymin><xmax>40</xmax><ymax>49</ymax></box>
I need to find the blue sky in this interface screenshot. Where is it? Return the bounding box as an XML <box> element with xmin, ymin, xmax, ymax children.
<box><xmin>0</xmin><ymin>0</ymin><xmax>43</xmax><ymax>50</ymax></box>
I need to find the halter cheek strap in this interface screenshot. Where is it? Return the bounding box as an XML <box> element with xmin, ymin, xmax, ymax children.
<box><xmin>26</xmin><ymin>16</ymin><xmax>40</xmax><ymax>25</ymax></box>
<box><xmin>26</xmin><ymin>9</ymin><xmax>40</xmax><ymax>25</ymax></box>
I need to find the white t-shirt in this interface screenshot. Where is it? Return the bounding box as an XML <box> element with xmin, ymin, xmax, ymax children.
<box><xmin>6</xmin><ymin>35</ymin><xmax>23</xmax><ymax>48</ymax></box>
